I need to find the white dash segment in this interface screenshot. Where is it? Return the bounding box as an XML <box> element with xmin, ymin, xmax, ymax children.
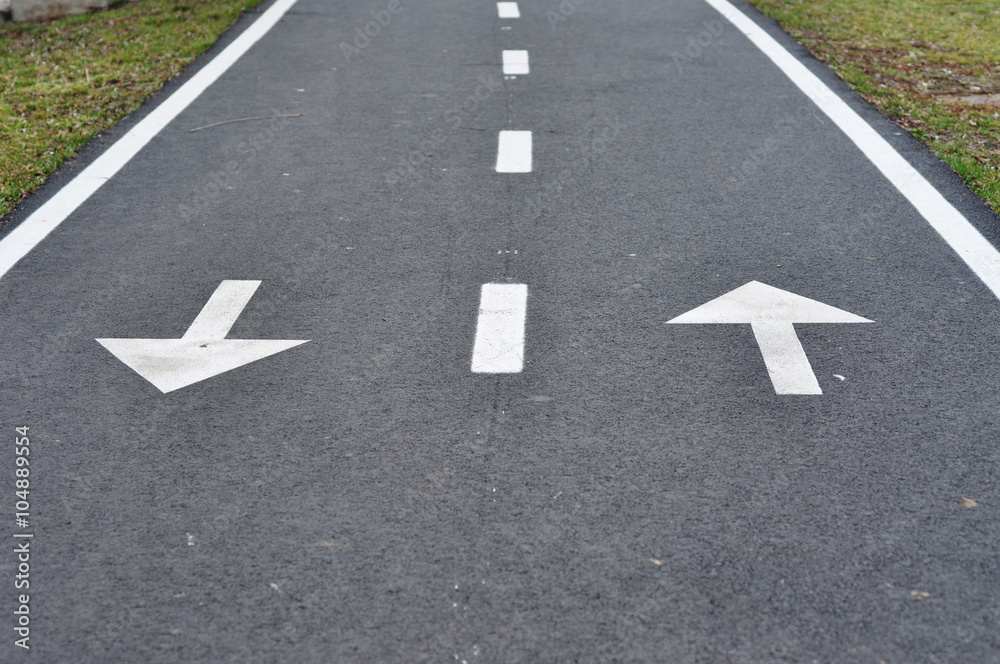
<box><xmin>497</xmin><ymin>2</ymin><xmax>519</xmax><ymax>18</ymax></box>
<box><xmin>502</xmin><ymin>50</ymin><xmax>529</xmax><ymax>75</ymax></box>
<box><xmin>496</xmin><ymin>131</ymin><xmax>532</xmax><ymax>173</ymax></box>
<box><xmin>471</xmin><ymin>284</ymin><xmax>528</xmax><ymax>373</ymax></box>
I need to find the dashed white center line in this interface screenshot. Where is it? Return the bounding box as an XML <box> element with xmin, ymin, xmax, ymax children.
<box><xmin>495</xmin><ymin>131</ymin><xmax>532</xmax><ymax>173</ymax></box>
<box><xmin>471</xmin><ymin>284</ymin><xmax>528</xmax><ymax>373</ymax></box>
<box><xmin>502</xmin><ymin>50</ymin><xmax>529</xmax><ymax>75</ymax></box>
<box><xmin>496</xmin><ymin>2</ymin><xmax>519</xmax><ymax>18</ymax></box>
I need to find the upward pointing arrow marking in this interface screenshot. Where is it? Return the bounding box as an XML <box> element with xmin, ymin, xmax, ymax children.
<box><xmin>667</xmin><ymin>281</ymin><xmax>872</xmax><ymax>395</ymax></box>
<box><xmin>97</xmin><ymin>280</ymin><xmax>308</xmax><ymax>393</ymax></box>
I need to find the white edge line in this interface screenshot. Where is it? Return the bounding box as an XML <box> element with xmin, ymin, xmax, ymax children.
<box><xmin>703</xmin><ymin>0</ymin><xmax>1000</xmax><ymax>301</ymax></box>
<box><xmin>0</xmin><ymin>0</ymin><xmax>302</xmax><ymax>282</ymax></box>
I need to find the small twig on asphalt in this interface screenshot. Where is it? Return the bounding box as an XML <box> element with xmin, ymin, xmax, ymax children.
<box><xmin>189</xmin><ymin>113</ymin><xmax>303</xmax><ymax>133</ymax></box>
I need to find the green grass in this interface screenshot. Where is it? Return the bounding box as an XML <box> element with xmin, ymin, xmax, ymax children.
<box><xmin>748</xmin><ymin>0</ymin><xmax>1000</xmax><ymax>214</ymax></box>
<box><xmin>0</xmin><ymin>0</ymin><xmax>262</xmax><ymax>219</ymax></box>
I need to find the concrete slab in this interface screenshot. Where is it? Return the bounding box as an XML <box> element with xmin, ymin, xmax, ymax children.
<box><xmin>10</xmin><ymin>0</ymin><xmax>108</xmax><ymax>22</ymax></box>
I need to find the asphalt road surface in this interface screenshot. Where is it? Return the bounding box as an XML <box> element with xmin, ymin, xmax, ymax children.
<box><xmin>1</xmin><ymin>0</ymin><xmax>999</xmax><ymax>661</ymax></box>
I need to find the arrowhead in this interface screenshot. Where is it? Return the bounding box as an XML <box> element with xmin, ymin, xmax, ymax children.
<box><xmin>96</xmin><ymin>338</ymin><xmax>309</xmax><ymax>393</ymax></box>
<box><xmin>666</xmin><ymin>281</ymin><xmax>872</xmax><ymax>324</ymax></box>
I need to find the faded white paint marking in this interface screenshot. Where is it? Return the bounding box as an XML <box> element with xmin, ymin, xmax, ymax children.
<box><xmin>471</xmin><ymin>284</ymin><xmax>528</xmax><ymax>373</ymax></box>
<box><xmin>97</xmin><ymin>280</ymin><xmax>308</xmax><ymax>393</ymax></box>
<box><xmin>502</xmin><ymin>50</ymin><xmax>529</xmax><ymax>75</ymax></box>
<box><xmin>496</xmin><ymin>131</ymin><xmax>532</xmax><ymax>173</ymax></box>
<box><xmin>704</xmin><ymin>0</ymin><xmax>1000</xmax><ymax>303</ymax></box>
<box><xmin>0</xmin><ymin>0</ymin><xmax>302</xmax><ymax>282</ymax></box>
<box><xmin>497</xmin><ymin>2</ymin><xmax>519</xmax><ymax>18</ymax></box>
<box><xmin>668</xmin><ymin>281</ymin><xmax>871</xmax><ymax>395</ymax></box>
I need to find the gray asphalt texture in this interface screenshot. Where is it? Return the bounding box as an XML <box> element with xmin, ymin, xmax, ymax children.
<box><xmin>1</xmin><ymin>0</ymin><xmax>999</xmax><ymax>662</ymax></box>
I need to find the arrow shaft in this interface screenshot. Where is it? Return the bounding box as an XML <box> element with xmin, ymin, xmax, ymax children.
<box><xmin>182</xmin><ymin>280</ymin><xmax>261</xmax><ymax>340</ymax></box>
<box><xmin>750</xmin><ymin>321</ymin><xmax>822</xmax><ymax>395</ymax></box>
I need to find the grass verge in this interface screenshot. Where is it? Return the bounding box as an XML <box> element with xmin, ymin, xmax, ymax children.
<box><xmin>747</xmin><ymin>0</ymin><xmax>1000</xmax><ymax>215</ymax></box>
<box><xmin>0</xmin><ymin>0</ymin><xmax>263</xmax><ymax>220</ymax></box>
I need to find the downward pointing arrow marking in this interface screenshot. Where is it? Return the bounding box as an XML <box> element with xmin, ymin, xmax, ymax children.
<box><xmin>667</xmin><ymin>281</ymin><xmax>872</xmax><ymax>395</ymax></box>
<box><xmin>97</xmin><ymin>280</ymin><xmax>308</xmax><ymax>393</ymax></box>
